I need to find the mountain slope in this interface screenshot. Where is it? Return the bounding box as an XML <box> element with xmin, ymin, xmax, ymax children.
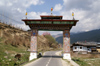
<box><xmin>71</xmin><ymin>29</ymin><xmax>100</xmax><ymax>43</ymax></box>
<box><xmin>56</xmin><ymin>29</ymin><xmax>100</xmax><ymax>44</ymax></box>
<box><xmin>0</xmin><ymin>22</ymin><xmax>58</xmax><ymax>50</ymax></box>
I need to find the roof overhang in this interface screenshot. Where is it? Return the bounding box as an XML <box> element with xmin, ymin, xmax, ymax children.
<box><xmin>22</xmin><ymin>19</ymin><xmax>79</xmax><ymax>31</ymax></box>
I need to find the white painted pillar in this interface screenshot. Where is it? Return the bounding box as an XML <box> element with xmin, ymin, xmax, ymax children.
<box><xmin>63</xmin><ymin>30</ymin><xmax>71</xmax><ymax>59</ymax></box>
<box><xmin>29</xmin><ymin>30</ymin><xmax>38</xmax><ymax>61</ymax></box>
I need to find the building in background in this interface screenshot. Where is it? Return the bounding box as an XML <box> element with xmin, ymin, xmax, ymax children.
<box><xmin>71</xmin><ymin>42</ymin><xmax>100</xmax><ymax>54</ymax></box>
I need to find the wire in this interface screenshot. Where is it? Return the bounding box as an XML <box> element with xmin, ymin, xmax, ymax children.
<box><xmin>0</xmin><ymin>13</ymin><xmax>21</xmax><ymax>23</ymax></box>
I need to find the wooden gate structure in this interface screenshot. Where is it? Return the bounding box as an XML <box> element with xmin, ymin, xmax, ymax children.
<box><xmin>22</xmin><ymin>15</ymin><xmax>79</xmax><ymax>61</ymax></box>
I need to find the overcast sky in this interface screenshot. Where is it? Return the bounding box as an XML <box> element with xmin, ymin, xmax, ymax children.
<box><xmin>0</xmin><ymin>0</ymin><xmax>100</xmax><ymax>35</ymax></box>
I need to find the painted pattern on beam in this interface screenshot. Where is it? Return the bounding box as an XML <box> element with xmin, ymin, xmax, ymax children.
<box><xmin>27</xmin><ymin>21</ymin><xmax>74</xmax><ymax>24</ymax></box>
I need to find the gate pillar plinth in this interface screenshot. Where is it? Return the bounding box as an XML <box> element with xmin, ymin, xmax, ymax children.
<box><xmin>29</xmin><ymin>52</ymin><xmax>37</xmax><ymax>61</ymax></box>
<box><xmin>63</xmin><ymin>53</ymin><xmax>71</xmax><ymax>59</ymax></box>
<box><xmin>29</xmin><ymin>30</ymin><xmax>38</xmax><ymax>61</ymax></box>
<box><xmin>63</xmin><ymin>30</ymin><xmax>71</xmax><ymax>59</ymax></box>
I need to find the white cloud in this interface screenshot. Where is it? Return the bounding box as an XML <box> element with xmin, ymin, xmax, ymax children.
<box><xmin>16</xmin><ymin>23</ymin><xmax>30</xmax><ymax>30</ymax></box>
<box><xmin>17</xmin><ymin>8</ymin><xmax>22</xmax><ymax>13</ymax></box>
<box><xmin>62</xmin><ymin>0</ymin><xmax>100</xmax><ymax>33</ymax></box>
<box><xmin>63</xmin><ymin>0</ymin><xmax>68</xmax><ymax>5</ymax></box>
<box><xmin>23</xmin><ymin>0</ymin><xmax>44</xmax><ymax>7</ymax></box>
<box><xmin>54</xmin><ymin>4</ymin><xmax>63</xmax><ymax>11</ymax></box>
<box><xmin>0</xmin><ymin>1</ymin><xmax>5</xmax><ymax>6</ymax></box>
<box><xmin>7</xmin><ymin>2</ymin><xmax>12</xmax><ymax>6</ymax></box>
<box><xmin>28</xmin><ymin>12</ymin><xmax>40</xmax><ymax>19</ymax></box>
<box><xmin>0</xmin><ymin>0</ymin><xmax>45</xmax><ymax>31</ymax></box>
<box><xmin>0</xmin><ymin>0</ymin><xmax>100</xmax><ymax>35</ymax></box>
<box><xmin>28</xmin><ymin>12</ymin><xmax>49</xmax><ymax>19</ymax></box>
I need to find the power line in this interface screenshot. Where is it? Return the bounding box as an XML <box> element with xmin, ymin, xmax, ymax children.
<box><xmin>0</xmin><ymin>13</ymin><xmax>21</xmax><ymax>23</ymax></box>
<box><xmin>0</xmin><ymin>13</ymin><xmax>24</xmax><ymax>30</ymax></box>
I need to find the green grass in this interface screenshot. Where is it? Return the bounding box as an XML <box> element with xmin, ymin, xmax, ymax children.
<box><xmin>83</xmin><ymin>58</ymin><xmax>100</xmax><ymax>66</ymax></box>
<box><xmin>0</xmin><ymin>37</ymin><xmax>30</xmax><ymax>66</ymax></box>
<box><xmin>44</xmin><ymin>35</ymin><xmax>57</xmax><ymax>44</ymax></box>
<box><xmin>72</xmin><ymin>58</ymin><xmax>89</xmax><ymax>66</ymax></box>
<box><xmin>72</xmin><ymin>57</ymin><xmax>100</xmax><ymax>66</ymax></box>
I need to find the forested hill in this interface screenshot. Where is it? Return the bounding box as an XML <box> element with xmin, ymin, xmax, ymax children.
<box><xmin>56</xmin><ymin>29</ymin><xmax>100</xmax><ymax>44</ymax></box>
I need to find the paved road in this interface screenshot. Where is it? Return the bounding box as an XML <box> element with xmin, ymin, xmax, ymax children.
<box><xmin>24</xmin><ymin>51</ymin><xmax>63</xmax><ymax>66</ymax></box>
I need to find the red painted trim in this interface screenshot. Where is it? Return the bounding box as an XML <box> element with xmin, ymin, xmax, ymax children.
<box><xmin>28</xmin><ymin>24</ymin><xmax>73</xmax><ymax>26</ymax></box>
<box><xmin>22</xmin><ymin>19</ymin><xmax>79</xmax><ymax>22</ymax></box>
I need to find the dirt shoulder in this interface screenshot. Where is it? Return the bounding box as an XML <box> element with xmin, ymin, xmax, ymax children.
<box><xmin>56</xmin><ymin>51</ymin><xmax>79</xmax><ymax>66</ymax></box>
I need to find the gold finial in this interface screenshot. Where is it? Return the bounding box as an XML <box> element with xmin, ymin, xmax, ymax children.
<box><xmin>25</xmin><ymin>12</ymin><xmax>27</xmax><ymax>19</ymax></box>
<box><xmin>51</xmin><ymin>7</ymin><xmax>53</xmax><ymax>15</ymax></box>
<box><xmin>72</xmin><ymin>12</ymin><xmax>74</xmax><ymax>16</ymax></box>
<box><xmin>72</xmin><ymin>12</ymin><xmax>75</xmax><ymax>20</ymax></box>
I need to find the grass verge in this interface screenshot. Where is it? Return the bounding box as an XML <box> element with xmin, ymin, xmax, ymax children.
<box><xmin>0</xmin><ymin>38</ymin><xmax>30</xmax><ymax>66</ymax></box>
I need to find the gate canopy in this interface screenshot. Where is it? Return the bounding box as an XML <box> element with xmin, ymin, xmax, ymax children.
<box><xmin>22</xmin><ymin>15</ymin><xmax>79</xmax><ymax>31</ymax></box>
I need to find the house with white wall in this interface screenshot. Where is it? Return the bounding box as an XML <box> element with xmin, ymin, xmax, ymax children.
<box><xmin>71</xmin><ymin>42</ymin><xmax>98</xmax><ymax>54</ymax></box>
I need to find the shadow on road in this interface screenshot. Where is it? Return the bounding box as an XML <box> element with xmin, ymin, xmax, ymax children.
<box><xmin>42</xmin><ymin>55</ymin><xmax>62</xmax><ymax>58</ymax></box>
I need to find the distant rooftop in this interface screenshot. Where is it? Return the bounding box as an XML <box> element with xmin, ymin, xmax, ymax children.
<box><xmin>72</xmin><ymin>42</ymin><xmax>98</xmax><ymax>47</ymax></box>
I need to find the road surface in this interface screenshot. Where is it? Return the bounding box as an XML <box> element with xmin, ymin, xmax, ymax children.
<box><xmin>24</xmin><ymin>51</ymin><xmax>63</xmax><ymax>66</ymax></box>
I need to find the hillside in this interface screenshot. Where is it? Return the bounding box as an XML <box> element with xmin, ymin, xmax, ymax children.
<box><xmin>0</xmin><ymin>22</ymin><xmax>58</xmax><ymax>66</ymax></box>
<box><xmin>56</xmin><ymin>29</ymin><xmax>100</xmax><ymax>44</ymax></box>
<box><xmin>0</xmin><ymin>22</ymin><xmax>58</xmax><ymax>50</ymax></box>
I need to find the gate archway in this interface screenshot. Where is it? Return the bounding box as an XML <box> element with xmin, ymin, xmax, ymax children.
<box><xmin>22</xmin><ymin>15</ymin><xmax>79</xmax><ymax>61</ymax></box>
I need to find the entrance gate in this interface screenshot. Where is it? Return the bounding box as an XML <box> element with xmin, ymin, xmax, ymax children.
<box><xmin>22</xmin><ymin>15</ymin><xmax>79</xmax><ymax>61</ymax></box>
